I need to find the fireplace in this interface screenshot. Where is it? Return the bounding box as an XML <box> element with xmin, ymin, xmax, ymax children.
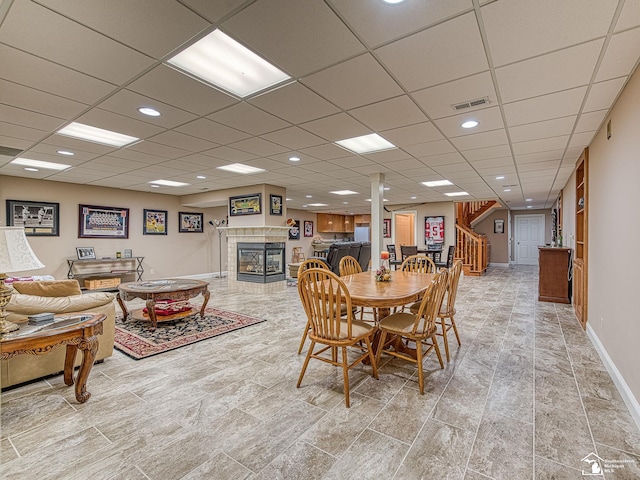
<box><xmin>237</xmin><ymin>242</ymin><xmax>285</xmax><ymax>283</ymax></box>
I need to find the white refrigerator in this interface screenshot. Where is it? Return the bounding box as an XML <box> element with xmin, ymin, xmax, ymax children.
<box><xmin>354</xmin><ymin>227</ymin><xmax>370</xmax><ymax>243</ymax></box>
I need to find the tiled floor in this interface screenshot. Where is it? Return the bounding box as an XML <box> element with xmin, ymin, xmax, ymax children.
<box><xmin>2</xmin><ymin>265</ymin><xmax>640</xmax><ymax>479</ymax></box>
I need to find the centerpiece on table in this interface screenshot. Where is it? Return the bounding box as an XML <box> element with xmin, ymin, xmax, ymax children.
<box><xmin>376</xmin><ymin>251</ymin><xmax>392</xmax><ymax>282</ymax></box>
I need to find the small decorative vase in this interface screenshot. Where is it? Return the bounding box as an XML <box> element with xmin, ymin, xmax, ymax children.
<box><xmin>375</xmin><ymin>260</ymin><xmax>391</xmax><ymax>282</ymax></box>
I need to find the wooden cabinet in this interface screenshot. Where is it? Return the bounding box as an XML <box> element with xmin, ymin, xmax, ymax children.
<box><xmin>538</xmin><ymin>247</ymin><xmax>572</xmax><ymax>303</ymax></box>
<box><xmin>317</xmin><ymin>214</ymin><xmax>354</xmax><ymax>233</ymax></box>
<box><xmin>573</xmin><ymin>148</ymin><xmax>588</xmax><ymax>329</ymax></box>
<box><xmin>354</xmin><ymin>214</ymin><xmax>371</xmax><ymax>225</ymax></box>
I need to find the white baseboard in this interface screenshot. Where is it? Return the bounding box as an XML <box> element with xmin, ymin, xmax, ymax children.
<box><xmin>587</xmin><ymin>323</ymin><xmax>640</xmax><ymax>430</ymax></box>
<box><xmin>489</xmin><ymin>262</ymin><xmax>510</xmax><ymax>267</ymax></box>
<box><xmin>179</xmin><ymin>272</ymin><xmax>227</xmax><ymax>280</ymax></box>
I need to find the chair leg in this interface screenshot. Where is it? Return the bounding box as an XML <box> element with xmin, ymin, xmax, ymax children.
<box><xmin>297</xmin><ymin>319</ymin><xmax>311</xmax><ymax>355</ymax></box>
<box><xmin>433</xmin><ymin>334</ymin><xmax>444</xmax><ymax>369</ymax></box>
<box><xmin>439</xmin><ymin>317</ymin><xmax>451</xmax><ymax>362</ymax></box>
<box><xmin>450</xmin><ymin>315</ymin><xmax>461</xmax><ymax>346</ymax></box>
<box><xmin>375</xmin><ymin>330</ymin><xmax>388</xmax><ymax>367</ymax></box>
<box><xmin>364</xmin><ymin>335</ymin><xmax>378</xmax><ymax>379</ymax></box>
<box><xmin>297</xmin><ymin>341</ymin><xmax>315</xmax><ymax>387</ymax></box>
<box><xmin>342</xmin><ymin>346</ymin><xmax>350</xmax><ymax>407</ymax></box>
<box><xmin>416</xmin><ymin>339</ymin><xmax>424</xmax><ymax>394</ymax></box>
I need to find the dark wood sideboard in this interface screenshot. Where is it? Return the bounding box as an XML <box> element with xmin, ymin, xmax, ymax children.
<box><xmin>538</xmin><ymin>247</ymin><xmax>572</xmax><ymax>304</ymax></box>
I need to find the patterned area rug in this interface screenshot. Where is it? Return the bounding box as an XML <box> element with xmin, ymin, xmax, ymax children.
<box><xmin>114</xmin><ymin>307</ymin><xmax>266</xmax><ymax>360</ymax></box>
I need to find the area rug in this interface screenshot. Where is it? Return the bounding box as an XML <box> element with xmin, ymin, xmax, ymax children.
<box><xmin>114</xmin><ymin>307</ymin><xmax>266</xmax><ymax>360</ymax></box>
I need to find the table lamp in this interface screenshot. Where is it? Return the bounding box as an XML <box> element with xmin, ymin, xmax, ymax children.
<box><xmin>0</xmin><ymin>226</ymin><xmax>45</xmax><ymax>334</ymax></box>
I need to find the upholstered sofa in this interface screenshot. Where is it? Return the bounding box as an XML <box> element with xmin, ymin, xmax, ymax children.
<box><xmin>1</xmin><ymin>280</ymin><xmax>116</xmax><ymax>388</ymax></box>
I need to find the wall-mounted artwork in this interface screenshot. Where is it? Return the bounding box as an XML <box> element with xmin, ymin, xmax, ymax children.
<box><xmin>288</xmin><ymin>219</ymin><xmax>300</xmax><ymax>240</ymax></box>
<box><xmin>230</xmin><ymin>193</ymin><xmax>261</xmax><ymax>216</ymax></box>
<box><xmin>143</xmin><ymin>209</ymin><xmax>167</xmax><ymax>235</ymax></box>
<box><xmin>494</xmin><ymin>219</ymin><xmax>505</xmax><ymax>234</ymax></box>
<box><xmin>383</xmin><ymin>218</ymin><xmax>391</xmax><ymax>238</ymax></box>
<box><xmin>6</xmin><ymin>199</ymin><xmax>59</xmax><ymax>236</ymax></box>
<box><xmin>79</xmin><ymin>204</ymin><xmax>129</xmax><ymax>239</ymax></box>
<box><xmin>270</xmin><ymin>194</ymin><xmax>282</xmax><ymax>216</ymax></box>
<box><xmin>304</xmin><ymin>220</ymin><xmax>313</xmax><ymax>237</ymax></box>
<box><xmin>179</xmin><ymin>212</ymin><xmax>203</xmax><ymax>233</ymax></box>
<box><xmin>424</xmin><ymin>216</ymin><xmax>444</xmax><ymax>247</ymax></box>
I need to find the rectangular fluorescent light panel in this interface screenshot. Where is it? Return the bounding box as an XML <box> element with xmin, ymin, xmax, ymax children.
<box><xmin>167</xmin><ymin>29</ymin><xmax>291</xmax><ymax>98</ymax></box>
<box><xmin>11</xmin><ymin>158</ymin><xmax>70</xmax><ymax>170</ymax></box>
<box><xmin>422</xmin><ymin>180</ymin><xmax>453</xmax><ymax>187</ymax></box>
<box><xmin>330</xmin><ymin>190</ymin><xmax>359</xmax><ymax>195</ymax></box>
<box><xmin>335</xmin><ymin>133</ymin><xmax>396</xmax><ymax>154</ymax></box>
<box><xmin>149</xmin><ymin>179</ymin><xmax>190</xmax><ymax>187</ymax></box>
<box><xmin>57</xmin><ymin>122</ymin><xmax>139</xmax><ymax>147</ymax></box>
<box><xmin>216</xmin><ymin>163</ymin><xmax>265</xmax><ymax>174</ymax></box>
<box><xmin>444</xmin><ymin>191</ymin><xmax>469</xmax><ymax>197</ymax></box>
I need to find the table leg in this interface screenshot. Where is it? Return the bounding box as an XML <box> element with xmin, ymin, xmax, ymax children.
<box><xmin>74</xmin><ymin>335</ymin><xmax>99</xmax><ymax>403</ymax></box>
<box><xmin>116</xmin><ymin>292</ymin><xmax>129</xmax><ymax>320</ymax></box>
<box><xmin>199</xmin><ymin>288</ymin><xmax>211</xmax><ymax>317</ymax></box>
<box><xmin>64</xmin><ymin>344</ymin><xmax>78</xmax><ymax>386</ymax></box>
<box><xmin>146</xmin><ymin>298</ymin><xmax>158</xmax><ymax>329</ymax></box>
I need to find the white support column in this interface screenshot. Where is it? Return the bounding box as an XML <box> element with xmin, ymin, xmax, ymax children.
<box><xmin>370</xmin><ymin>173</ymin><xmax>385</xmax><ymax>270</ymax></box>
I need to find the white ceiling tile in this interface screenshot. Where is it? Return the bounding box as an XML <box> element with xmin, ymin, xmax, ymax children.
<box><xmin>595</xmin><ymin>27</ymin><xmax>640</xmax><ymax>82</ymax></box>
<box><xmin>0</xmin><ymin>121</ymin><xmax>48</xmax><ymax>142</ymax></box>
<box><xmin>349</xmin><ymin>96</ymin><xmax>428</xmax><ymax>132</ymax></box>
<box><xmin>568</xmin><ymin>131</ymin><xmax>597</xmax><ymax>149</ymax></box>
<box><xmin>469</xmin><ymin>156</ymin><xmax>515</xmax><ymax>169</ymax></box>
<box><xmin>128</xmin><ymin>65</ymin><xmax>238</xmax><ymax>116</ymax></box>
<box><xmin>36</xmin><ymin>0</ymin><xmax>211</xmax><ymax>58</ymax></box>
<box><xmin>381</xmin><ymin>122</ymin><xmax>444</xmax><ymax>147</ymax></box>
<box><xmin>403</xmin><ymin>140</ymin><xmax>457</xmax><ymax>158</ymax></box>
<box><xmin>450</xmin><ymin>129</ymin><xmax>508</xmax><ymax>151</ymax></box>
<box><xmin>261</xmin><ymin>127</ymin><xmax>326</xmax><ymax>150</ymax></box>
<box><xmin>208</xmin><ymin>103</ymin><xmax>290</xmax><ymax>136</ymax></box>
<box><xmin>300</xmin><ymin>113</ymin><xmax>370</xmax><ymax>142</ymax></box>
<box><xmin>495</xmin><ymin>40</ymin><xmax>603</xmax><ymax>103</ymax></box>
<box><xmin>176</xmin><ymin>118</ymin><xmax>250</xmax><ymax>145</ymax></box>
<box><xmin>575</xmin><ymin>110</ymin><xmax>608</xmax><ymax>133</ymax></box>
<box><xmin>302</xmin><ymin>54</ymin><xmax>404</xmax><ymax>110</ymax></box>
<box><xmin>412</xmin><ymin>71</ymin><xmax>497</xmax><ymax>120</ymax></box>
<box><xmin>462</xmin><ymin>144</ymin><xmax>512</xmax><ymax>161</ymax></box>
<box><xmin>0</xmin><ymin>1</ymin><xmax>154</xmax><ymax>84</ymax></box>
<box><xmin>0</xmin><ymin>104</ymin><xmax>66</xmax><ymax>132</ymax></box>
<box><xmin>179</xmin><ymin>0</ymin><xmax>247</xmax><ymax>23</ymax></box>
<box><xmin>375</xmin><ymin>13</ymin><xmax>488</xmax><ymax>92</ymax></box>
<box><xmin>481</xmin><ymin>0</ymin><xmax>618</xmax><ymax>66</ymax></box>
<box><xmin>433</xmin><ymin>106</ymin><xmax>505</xmax><ymax>138</ymax></box>
<box><xmin>615</xmin><ymin>0</ymin><xmax>640</xmax><ymax>31</ymax></box>
<box><xmin>77</xmin><ymin>109</ymin><xmax>164</xmax><ymax>140</ymax></box>
<box><xmin>515</xmin><ymin>150</ymin><xmax>564</xmax><ymax>164</ymax></box>
<box><xmin>127</xmin><ymin>141</ymin><xmax>191</xmax><ymax>159</ymax></box>
<box><xmin>148</xmin><ymin>131</ymin><xmax>218</xmax><ymax>153</ymax></box>
<box><xmin>299</xmin><ymin>143</ymin><xmax>353</xmax><ymax>161</ymax></box>
<box><xmin>249</xmin><ymin>83</ymin><xmax>340</xmax><ymax>125</ymax></box>
<box><xmin>512</xmin><ymin>136</ymin><xmax>570</xmax><ymax>155</ymax></box>
<box><xmin>583</xmin><ymin>77</ymin><xmax>627</xmax><ymax>112</ymax></box>
<box><xmin>228</xmin><ymin>137</ymin><xmax>289</xmax><ymax>157</ymax></box>
<box><xmin>503</xmin><ymin>87</ymin><xmax>588</xmax><ymax>126</ymax></box>
<box><xmin>222</xmin><ymin>0</ymin><xmax>364</xmax><ymax>77</ymax></box>
<box><xmin>418</xmin><ymin>152</ymin><xmax>466</xmax><ymax>167</ymax></box>
<box><xmin>508</xmin><ymin>116</ymin><xmax>577</xmax><ymax>143</ymax></box>
<box><xmin>517</xmin><ymin>160</ymin><xmax>560</xmax><ymax>172</ymax></box>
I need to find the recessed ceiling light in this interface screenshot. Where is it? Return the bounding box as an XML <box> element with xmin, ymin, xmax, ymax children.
<box><xmin>335</xmin><ymin>133</ymin><xmax>396</xmax><ymax>154</ymax></box>
<box><xmin>307</xmin><ymin>203</ymin><xmax>328</xmax><ymax>207</ymax></box>
<box><xmin>11</xmin><ymin>158</ymin><xmax>70</xmax><ymax>170</ymax></box>
<box><xmin>527</xmin><ymin>205</ymin><xmax>533</xmax><ymax>209</ymax></box>
<box><xmin>504</xmin><ymin>189</ymin><xmax>511</xmax><ymax>192</ymax></box>
<box><xmin>306</xmin><ymin>195</ymin><xmax>312</xmax><ymax>198</ymax></box>
<box><xmin>422</xmin><ymin>180</ymin><xmax>453</xmax><ymax>187</ymax></box>
<box><xmin>196</xmin><ymin>175</ymin><xmax>206</xmax><ymax>179</ymax></box>
<box><xmin>288</xmin><ymin>156</ymin><xmax>300</xmax><ymax>162</ymax></box>
<box><xmin>383</xmin><ymin>187</ymin><xmax>390</xmax><ymax>191</ymax></box>
<box><xmin>365</xmin><ymin>198</ymin><xmax>388</xmax><ymax>202</ymax></box>
<box><xmin>496</xmin><ymin>176</ymin><xmax>505</xmax><ymax>180</ymax></box>
<box><xmin>138</xmin><ymin>107</ymin><xmax>161</xmax><ymax>117</ymax></box>
<box><xmin>216</xmin><ymin>163</ymin><xmax>265</xmax><ymax>174</ymax></box>
<box><xmin>383</xmin><ymin>0</ymin><xmax>406</xmax><ymax>3</ymax></box>
<box><xmin>461</xmin><ymin>120</ymin><xmax>479</xmax><ymax>129</ymax></box>
<box><xmin>444</xmin><ymin>192</ymin><xmax>469</xmax><ymax>197</ymax></box>
<box><xmin>286</xmin><ymin>198</ymin><xmax>292</xmax><ymax>201</ymax></box>
<box><xmin>57</xmin><ymin>122</ymin><xmax>140</xmax><ymax>147</ymax></box>
<box><xmin>526</xmin><ymin>198</ymin><xmax>532</xmax><ymax>202</ymax></box>
<box><xmin>150</xmin><ymin>184</ymin><xmax>160</xmax><ymax>188</ymax></box>
<box><xmin>56</xmin><ymin>150</ymin><xmax>74</xmax><ymax>156</ymax></box>
<box><xmin>24</xmin><ymin>167</ymin><xmax>39</xmax><ymax>172</ymax></box>
<box><xmin>330</xmin><ymin>190</ymin><xmax>358</xmax><ymax>195</ymax></box>
<box><xmin>411</xmin><ymin>196</ymin><xmax>417</xmax><ymax>200</ymax></box>
<box><xmin>149</xmin><ymin>179</ymin><xmax>190</xmax><ymax>187</ymax></box>
<box><xmin>167</xmin><ymin>29</ymin><xmax>291</xmax><ymax>98</ymax></box>
<box><xmin>343</xmin><ymin>201</ymin><xmax>349</xmax><ymax>205</ymax></box>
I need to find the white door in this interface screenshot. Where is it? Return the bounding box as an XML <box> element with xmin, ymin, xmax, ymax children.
<box><xmin>515</xmin><ymin>214</ymin><xmax>545</xmax><ymax>265</ymax></box>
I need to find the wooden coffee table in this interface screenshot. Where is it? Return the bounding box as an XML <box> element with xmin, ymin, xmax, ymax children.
<box><xmin>117</xmin><ymin>279</ymin><xmax>210</xmax><ymax>330</ymax></box>
<box><xmin>0</xmin><ymin>313</ymin><xmax>106</xmax><ymax>403</ymax></box>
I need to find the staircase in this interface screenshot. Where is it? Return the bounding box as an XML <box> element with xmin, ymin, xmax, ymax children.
<box><xmin>454</xmin><ymin>200</ymin><xmax>496</xmax><ymax>276</ymax></box>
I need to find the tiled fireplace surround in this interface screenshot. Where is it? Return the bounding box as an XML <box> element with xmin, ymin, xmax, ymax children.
<box><xmin>223</xmin><ymin>226</ymin><xmax>291</xmax><ymax>294</ymax></box>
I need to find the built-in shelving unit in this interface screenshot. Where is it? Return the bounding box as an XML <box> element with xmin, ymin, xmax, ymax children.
<box><xmin>574</xmin><ymin>148</ymin><xmax>588</xmax><ymax>328</ymax></box>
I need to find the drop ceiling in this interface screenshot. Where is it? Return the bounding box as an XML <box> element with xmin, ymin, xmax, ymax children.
<box><xmin>1</xmin><ymin>0</ymin><xmax>639</xmax><ymax>212</ymax></box>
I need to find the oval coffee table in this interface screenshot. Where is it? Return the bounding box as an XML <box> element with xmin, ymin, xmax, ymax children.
<box><xmin>117</xmin><ymin>279</ymin><xmax>210</xmax><ymax>330</ymax></box>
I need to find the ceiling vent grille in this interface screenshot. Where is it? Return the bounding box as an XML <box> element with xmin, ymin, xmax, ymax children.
<box><xmin>0</xmin><ymin>145</ymin><xmax>23</xmax><ymax>157</ymax></box>
<box><xmin>452</xmin><ymin>97</ymin><xmax>490</xmax><ymax>111</ymax></box>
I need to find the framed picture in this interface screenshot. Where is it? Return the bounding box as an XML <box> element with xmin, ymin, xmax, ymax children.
<box><xmin>494</xmin><ymin>219</ymin><xmax>505</xmax><ymax>234</ymax></box>
<box><xmin>425</xmin><ymin>216</ymin><xmax>444</xmax><ymax>246</ymax></box>
<box><xmin>79</xmin><ymin>204</ymin><xmax>129</xmax><ymax>239</ymax></box>
<box><xmin>230</xmin><ymin>193</ymin><xmax>261</xmax><ymax>216</ymax></box>
<box><xmin>143</xmin><ymin>209</ymin><xmax>167</xmax><ymax>235</ymax></box>
<box><xmin>270</xmin><ymin>194</ymin><xmax>283</xmax><ymax>216</ymax></box>
<box><xmin>383</xmin><ymin>218</ymin><xmax>391</xmax><ymax>238</ymax></box>
<box><xmin>6</xmin><ymin>199</ymin><xmax>59</xmax><ymax>236</ymax></box>
<box><xmin>179</xmin><ymin>212</ymin><xmax>203</xmax><ymax>233</ymax></box>
<box><xmin>124</xmin><ymin>249</ymin><xmax>133</xmax><ymax>258</ymax></box>
<box><xmin>76</xmin><ymin>247</ymin><xmax>96</xmax><ymax>260</ymax></box>
<box><xmin>288</xmin><ymin>219</ymin><xmax>300</xmax><ymax>240</ymax></box>
<box><xmin>304</xmin><ymin>220</ymin><xmax>313</xmax><ymax>237</ymax></box>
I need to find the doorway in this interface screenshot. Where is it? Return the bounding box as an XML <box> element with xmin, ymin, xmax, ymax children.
<box><xmin>392</xmin><ymin>211</ymin><xmax>416</xmax><ymax>248</ymax></box>
<box><xmin>514</xmin><ymin>214</ymin><xmax>545</xmax><ymax>265</ymax></box>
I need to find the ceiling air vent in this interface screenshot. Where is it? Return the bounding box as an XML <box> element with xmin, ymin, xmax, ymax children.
<box><xmin>0</xmin><ymin>145</ymin><xmax>23</xmax><ymax>157</ymax></box>
<box><xmin>452</xmin><ymin>97</ymin><xmax>490</xmax><ymax>111</ymax></box>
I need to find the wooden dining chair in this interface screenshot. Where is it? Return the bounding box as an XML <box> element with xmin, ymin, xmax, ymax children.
<box><xmin>296</xmin><ymin>259</ymin><xmax>330</xmax><ymax>354</ymax></box>
<box><xmin>297</xmin><ymin>268</ymin><xmax>378</xmax><ymax>407</ymax></box>
<box><xmin>339</xmin><ymin>255</ymin><xmax>377</xmax><ymax>322</ymax></box>
<box><xmin>400</xmin><ymin>254</ymin><xmax>437</xmax><ymax>273</ymax></box>
<box><xmin>375</xmin><ymin>270</ymin><xmax>448</xmax><ymax>394</ymax></box>
<box><xmin>387</xmin><ymin>244</ymin><xmax>402</xmax><ymax>270</ymax></box>
<box><xmin>410</xmin><ymin>260</ymin><xmax>463</xmax><ymax>361</ymax></box>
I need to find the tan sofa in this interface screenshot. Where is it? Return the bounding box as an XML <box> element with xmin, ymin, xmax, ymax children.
<box><xmin>1</xmin><ymin>280</ymin><xmax>116</xmax><ymax>388</ymax></box>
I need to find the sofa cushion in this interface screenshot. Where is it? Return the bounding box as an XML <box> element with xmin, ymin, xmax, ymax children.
<box><xmin>8</xmin><ymin>291</ymin><xmax>115</xmax><ymax>315</ymax></box>
<box><xmin>12</xmin><ymin>280</ymin><xmax>82</xmax><ymax>297</ymax></box>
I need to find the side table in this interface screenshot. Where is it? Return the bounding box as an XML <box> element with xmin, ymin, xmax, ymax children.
<box><xmin>0</xmin><ymin>313</ymin><xmax>106</xmax><ymax>403</ymax></box>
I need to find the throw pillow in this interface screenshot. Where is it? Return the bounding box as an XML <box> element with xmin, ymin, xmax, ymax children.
<box><xmin>12</xmin><ymin>280</ymin><xmax>82</xmax><ymax>297</ymax></box>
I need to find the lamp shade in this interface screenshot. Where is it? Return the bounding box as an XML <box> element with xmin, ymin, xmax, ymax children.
<box><xmin>0</xmin><ymin>226</ymin><xmax>45</xmax><ymax>273</ymax></box>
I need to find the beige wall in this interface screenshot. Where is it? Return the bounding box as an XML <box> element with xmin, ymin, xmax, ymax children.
<box><xmin>585</xmin><ymin>66</ymin><xmax>640</xmax><ymax>402</ymax></box>
<box><xmin>473</xmin><ymin>208</ymin><xmax>509</xmax><ymax>264</ymax></box>
<box><xmin>0</xmin><ymin>176</ymin><xmax>226</xmax><ymax>280</ymax></box>
<box><xmin>385</xmin><ymin>202</ymin><xmax>456</xmax><ymax>251</ymax></box>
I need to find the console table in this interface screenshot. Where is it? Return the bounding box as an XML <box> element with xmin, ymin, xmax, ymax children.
<box><xmin>67</xmin><ymin>257</ymin><xmax>144</xmax><ymax>290</ymax></box>
<box><xmin>0</xmin><ymin>313</ymin><xmax>106</xmax><ymax>403</ymax></box>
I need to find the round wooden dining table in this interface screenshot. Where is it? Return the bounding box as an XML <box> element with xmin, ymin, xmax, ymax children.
<box><xmin>339</xmin><ymin>270</ymin><xmax>435</xmax><ymax>319</ymax></box>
